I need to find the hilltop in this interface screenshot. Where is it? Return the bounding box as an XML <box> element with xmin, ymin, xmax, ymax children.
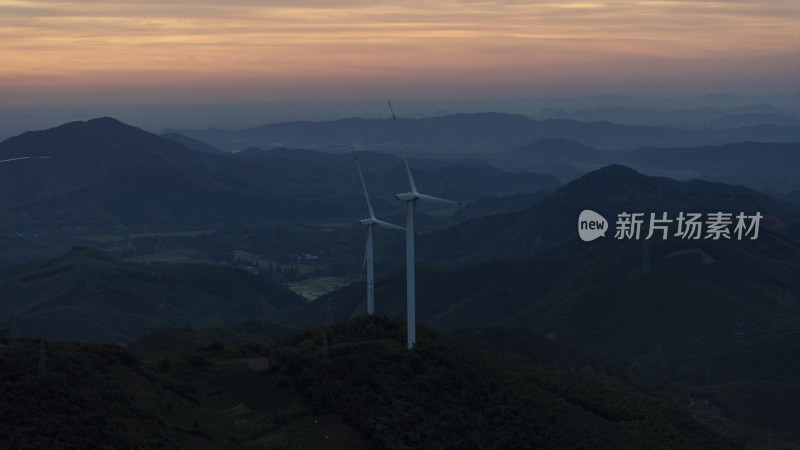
<box><xmin>0</xmin><ymin>317</ymin><xmax>741</xmax><ymax>449</ymax></box>
<box><xmin>419</xmin><ymin>164</ymin><xmax>800</xmax><ymax>264</ymax></box>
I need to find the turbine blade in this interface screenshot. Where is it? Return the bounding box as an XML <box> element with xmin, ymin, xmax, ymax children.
<box><xmin>0</xmin><ymin>156</ymin><xmax>52</xmax><ymax>163</ymax></box>
<box><xmin>403</xmin><ymin>152</ymin><xmax>417</xmax><ymax>193</ymax></box>
<box><xmin>373</xmin><ymin>219</ymin><xmax>405</xmax><ymax>231</ymax></box>
<box><xmin>416</xmin><ymin>193</ymin><xmax>466</xmax><ymax>206</ymax></box>
<box><xmin>0</xmin><ymin>157</ymin><xmax>31</xmax><ymax>163</ymax></box>
<box><xmin>353</xmin><ymin>152</ymin><xmax>376</xmax><ymax>219</ymax></box>
<box><xmin>387</xmin><ymin>101</ymin><xmax>418</xmax><ymax>193</ymax></box>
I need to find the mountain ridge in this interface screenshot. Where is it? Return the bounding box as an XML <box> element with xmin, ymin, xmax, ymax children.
<box><xmin>0</xmin><ymin>117</ymin><xmax>558</xmax><ymax>232</ymax></box>
<box><xmin>169</xmin><ymin>113</ymin><xmax>800</xmax><ymax>152</ymax></box>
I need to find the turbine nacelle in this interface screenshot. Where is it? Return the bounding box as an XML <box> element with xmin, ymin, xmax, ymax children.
<box><xmin>395</xmin><ymin>192</ymin><xmax>417</xmax><ymax>201</ymax></box>
<box><xmin>395</xmin><ymin>191</ymin><xmax>467</xmax><ymax>206</ymax></box>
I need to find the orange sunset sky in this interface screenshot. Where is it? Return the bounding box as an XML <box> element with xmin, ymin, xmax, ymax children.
<box><xmin>1</xmin><ymin>0</ymin><xmax>798</xmax><ymax>105</ymax></box>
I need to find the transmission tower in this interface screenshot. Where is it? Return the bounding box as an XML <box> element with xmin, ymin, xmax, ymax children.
<box><xmin>38</xmin><ymin>338</ymin><xmax>48</xmax><ymax>381</ymax></box>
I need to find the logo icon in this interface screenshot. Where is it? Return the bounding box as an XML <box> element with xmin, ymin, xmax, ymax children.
<box><xmin>578</xmin><ymin>210</ymin><xmax>608</xmax><ymax>242</ymax></box>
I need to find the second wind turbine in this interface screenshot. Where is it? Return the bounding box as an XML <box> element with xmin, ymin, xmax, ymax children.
<box><xmin>388</xmin><ymin>102</ymin><xmax>466</xmax><ymax>349</ymax></box>
<box><xmin>355</xmin><ymin>152</ymin><xmax>404</xmax><ymax>315</ymax></box>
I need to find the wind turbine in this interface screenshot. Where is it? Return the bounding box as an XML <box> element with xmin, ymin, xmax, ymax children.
<box><xmin>354</xmin><ymin>151</ymin><xmax>404</xmax><ymax>315</ymax></box>
<box><xmin>388</xmin><ymin>102</ymin><xmax>466</xmax><ymax>349</ymax></box>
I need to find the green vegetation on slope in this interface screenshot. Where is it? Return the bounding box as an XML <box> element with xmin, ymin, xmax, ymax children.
<box><xmin>0</xmin><ymin>246</ymin><xmax>306</xmax><ymax>343</ymax></box>
<box><xmin>270</xmin><ymin>316</ymin><xmax>738</xmax><ymax>449</ymax></box>
<box><xmin>0</xmin><ymin>316</ymin><xmax>742</xmax><ymax>449</ymax></box>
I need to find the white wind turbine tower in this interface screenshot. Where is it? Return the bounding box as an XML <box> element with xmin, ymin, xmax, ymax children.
<box><xmin>388</xmin><ymin>102</ymin><xmax>466</xmax><ymax>349</ymax></box>
<box><xmin>354</xmin><ymin>152</ymin><xmax>405</xmax><ymax>315</ymax></box>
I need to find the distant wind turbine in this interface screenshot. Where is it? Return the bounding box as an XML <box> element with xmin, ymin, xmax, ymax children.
<box><xmin>354</xmin><ymin>151</ymin><xmax>404</xmax><ymax>315</ymax></box>
<box><xmin>388</xmin><ymin>101</ymin><xmax>466</xmax><ymax>349</ymax></box>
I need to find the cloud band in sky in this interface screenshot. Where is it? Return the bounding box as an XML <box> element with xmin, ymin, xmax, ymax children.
<box><xmin>1</xmin><ymin>0</ymin><xmax>797</xmax><ymax>103</ymax></box>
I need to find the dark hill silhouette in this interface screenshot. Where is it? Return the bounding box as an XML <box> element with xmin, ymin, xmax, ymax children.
<box><xmin>265</xmin><ymin>316</ymin><xmax>740</xmax><ymax>449</ymax></box>
<box><xmin>0</xmin><ymin>318</ymin><xmax>741</xmax><ymax>448</ymax></box>
<box><xmin>161</xmin><ymin>132</ymin><xmax>227</xmax><ymax>154</ymax></box>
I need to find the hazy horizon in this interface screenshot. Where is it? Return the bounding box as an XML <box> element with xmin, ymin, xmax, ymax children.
<box><xmin>1</xmin><ymin>90</ymin><xmax>799</xmax><ymax>141</ymax></box>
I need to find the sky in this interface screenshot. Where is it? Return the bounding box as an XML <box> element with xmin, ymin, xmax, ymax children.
<box><xmin>1</xmin><ymin>0</ymin><xmax>798</xmax><ymax>107</ymax></box>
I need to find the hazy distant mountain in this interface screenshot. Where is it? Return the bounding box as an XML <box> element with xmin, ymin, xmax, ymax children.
<box><xmin>712</xmin><ymin>113</ymin><xmax>800</xmax><ymax>128</ymax></box>
<box><xmin>533</xmin><ymin>103</ymin><xmax>800</xmax><ymax>129</ymax></box>
<box><xmin>399</xmin><ymin>163</ymin><xmax>560</xmax><ymax>201</ymax></box>
<box><xmin>621</xmin><ymin>141</ymin><xmax>800</xmax><ymax>192</ymax></box>
<box><xmin>0</xmin><ymin>246</ymin><xmax>306</xmax><ymax>343</ymax></box>
<box><xmin>170</xmin><ymin>112</ymin><xmax>800</xmax><ymax>153</ymax></box>
<box><xmin>497</xmin><ymin>139</ymin><xmax>800</xmax><ymax>193</ymax></box>
<box><xmin>169</xmin><ymin>113</ymin><xmax>535</xmax><ymax>152</ymax></box>
<box><xmin>512</xmin><ymin>138</ymin><xmax>603</xmax><ymax>162</ymax></box>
